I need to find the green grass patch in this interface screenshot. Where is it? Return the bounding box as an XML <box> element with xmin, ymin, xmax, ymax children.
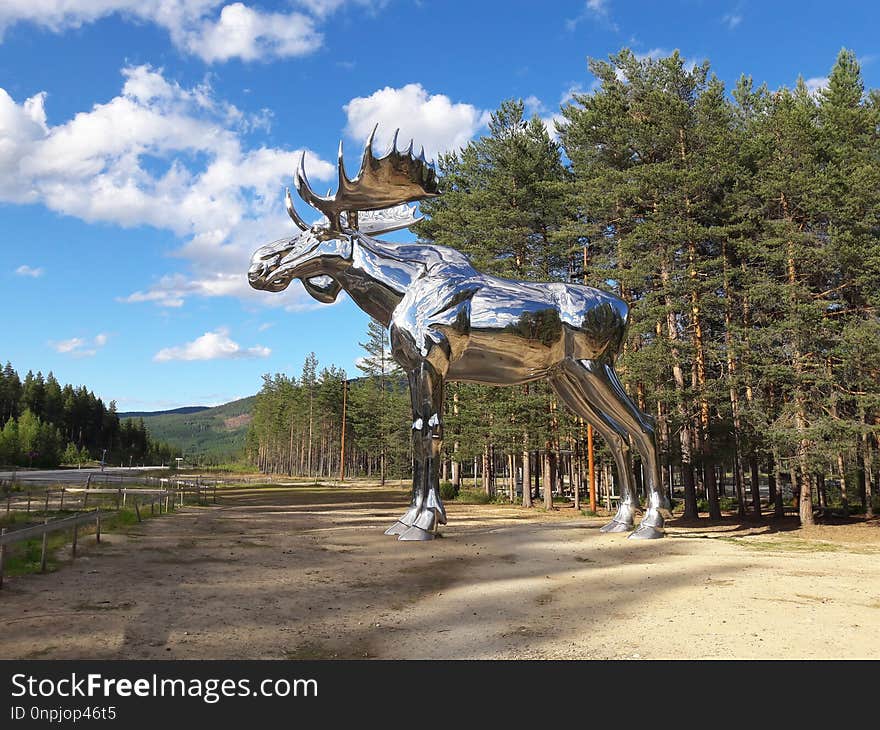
<box><xmin>2</xmin><ymin>531</ymin><xmax>69</xmax><ymax>576</ymax></box>
<box><xmin>1</xmin><ymin>505</ymin><xmax>164</xmax><ymax>579</ymax></box>
<box><xmin>454</xmin><ymin>488</ymin><xmax>492</xmax><ymax>504</ymax></box>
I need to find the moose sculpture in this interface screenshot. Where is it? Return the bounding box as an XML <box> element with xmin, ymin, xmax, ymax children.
<box><xmin>248</xmin><ymin>127</ymin><xmax>671</xmax><ymax>540</ymax></box>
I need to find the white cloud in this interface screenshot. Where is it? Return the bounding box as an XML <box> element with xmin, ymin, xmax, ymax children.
<box><xmin>722</xmin><ymin>13</ymin><xmax>743</xmax><ymax>29</ymax></box>
<box><xmin>538</xmin><ymin>85</ymin><xmax>583</xmax><ymax>140</ymax></box>
<box><xmin>183</xmin><ymin>3</ymin><xmax>321</xmax><ymax>63</ymax></box>
<box><xmin>0</xmin><ymin>1</ymin><xmax>383</xmax><ymax>64</ymax></box>
<box><xmin>52</xmin><ymin>337</ymin><xmax>85</xmax><ymax>354</ymax></box>
<box><xmin>344</xmin><ymin>83</ymin><xmax>490</xmax><ymax>162</ymax></box>
<box><xmin>0</xmin><ymin>65</ymin><xmax>334</xmax><ymax>310</ymax></box>
<box><xmin>566</xmin><ymin>0</ymin><xmax>617</xmax><ymax>32</ymax></box>
<box><xmin>154</xmin><ymin>328</ymin><xmax>270</xmax><ymax>362</ymax></box>
<box><xmin>49</xmin><ymin>333</ymin><xmax>109</xmax><ymax>358</ymax></box>
<box><xmin>805</xmin><ymin>76</ymin><xmax>829</xmax><ymax>97</ymax></box>
<box><xmin>15</xmin><ymin>264</ymin><xmax>43</xmax><ymax>277</ymax></box>
<box><xmin>523</xmin><ymin>95</ymin><xmax>546</xmax><ymax>116</ymax></box>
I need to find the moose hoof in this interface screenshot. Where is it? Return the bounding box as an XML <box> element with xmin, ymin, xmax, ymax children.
<box><xmin>384</xmin><ymin>521</ymin><xmax>409</xmax><ymax>536</ymax></box>
<box><xmin>628</xmin><ymin>524</ymin><xmax>665</xmax><ymax>540</ymax></box>
<box><xmin>600</xmin><ymin>520</ymin><xmax>632</xmax><ymax>533</ymax></box>
<box><xmin>398</xmin><ymin>525</ymin><xmax>437</xmax><ymax>541</ymax></box>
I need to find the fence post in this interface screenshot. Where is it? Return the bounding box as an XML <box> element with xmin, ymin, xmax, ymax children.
<box><xmin>44</xmin><ymin>491</ymin><xmax>50</xmax><ymax>513</ymax></box>
<box><xmin>60</xmin><ymin>488</ymin><xmax>65</xmax><ymax>510</ymax></box>
<box><xmin>214</xmin><ymin>484</ymin><xmax>217</xmax><ymax>504</ymax></box>
<box><xmin>6</xmin><ymin>492</ymin><xmax>10</xmax><ymax>516</ymax></box>
<box><xmin>96</xmin><ymin>512</ymin><xmax>101</xmax><ymax>544</ymax></box>
<box><xmin>115</xmin><ymin>488</ymin><xmax>121</xmax><ymax>511</ymax></box>
<box><xmin>83</xmin><ymin>490</ymin><xmax>88</xmax><ymax>509</ymax></box>
<box><xmin>134</xmin><ymin>499</ymin><xmax>142</xmax><ymax>523</ymax></box>
<box><xmin>40</xmin><ymin>517</ymin><xmax>49</xmax><ymax>573</ymax></box>
<box><xmin>72</xmin><ymin>524</ymin><xmax>78</xmax><ymax>559</ymax></box>
<box><xmin>26</xmin><ymin>491</ymin><xmax>31</xmax><ymax>514</ymax></box>
<box><xmin>0</xmin><ymin>527</ymin><xmax>7</xmax><ymax>589</ymax></box>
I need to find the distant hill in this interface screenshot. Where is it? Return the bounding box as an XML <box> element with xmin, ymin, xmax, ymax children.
<box><xmin>119</xmin><ymin>406</ymin><xmax>210</xmax><ymax>418</ymax></box>
<box><xmin>124</xmin><ymin>396</ymin><xmax>256</xmax><ymax>464</ymax></box>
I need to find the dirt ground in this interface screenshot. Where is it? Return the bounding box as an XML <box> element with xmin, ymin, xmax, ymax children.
<box><xmin>1</xmin><ymin>484</ymin><xmax>878</xmax><ymax>660</ymax></box>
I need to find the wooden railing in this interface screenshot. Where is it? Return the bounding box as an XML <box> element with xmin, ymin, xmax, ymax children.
<box><xmin>0</xmin><ymin>510</ymin><xmax>107</xmax><ymax>588</ymax></box>
<box><xmin>0</xmin><ymin>482</ymin><xmax>218</xmax><ymax>589</ymax></box>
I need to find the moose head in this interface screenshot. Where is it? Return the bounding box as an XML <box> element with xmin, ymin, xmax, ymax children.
<box><xmin>247</xmin><ymin>126</ymin><xmax>440</xmax><ymax>303</ymax></box>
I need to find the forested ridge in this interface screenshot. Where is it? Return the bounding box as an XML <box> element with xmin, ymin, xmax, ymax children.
<box><xmin>247</xmin><ymin>48</ymin><xmax>880</xmax><ymax>526</ymax></box>
<box><xmin>0</xmin><ymin>362</ymin><xmax>180</xmax><ymax>468</ymax></box>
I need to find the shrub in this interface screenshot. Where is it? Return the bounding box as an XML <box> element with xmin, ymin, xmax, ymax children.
<box><xmin>455</xmin><ymin>488</ymin><xmax>491</xmax><ymax>504</ymax></box>
<box><xmin>439</xmin><ymin>481</ymin><xmax>457</xmax><ymax>501</ymax></box>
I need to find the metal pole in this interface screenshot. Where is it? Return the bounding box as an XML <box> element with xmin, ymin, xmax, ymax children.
<box><xmin>339</xmin><ymin>376</ymin><xmax>347</xmax><ymax>482</ymax></box>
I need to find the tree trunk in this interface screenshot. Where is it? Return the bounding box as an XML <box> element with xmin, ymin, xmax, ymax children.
<box><xmin>799</xmin><ymin>471</ymin><xmax>814</xmax><ymax>525</ymax></box>
<box><xmin>508</xmin><ymin>452</ymin><xmax>516</xmax><ymax>503</ymax></box>
<box><xmin>772</xmin><ymin>449</ymin><xmax>786</xmax><ymax>518</ymax></box>
<box><xmin>722</xmin><ymin>241</ymin><xmax>746</xmax><ymax>520</ymax></box>
<box><xmin>533</xmin><ymin>451</ymin><xmax>540</xmax><ymax>500</ymax></box>
<box><xmin>749</xmin><ymin>456</ymin><xmax>761</xmax><ymax>518</ymax></box>
<box><xmin>815</xmin><ymin>471</ymin><xmax>827</xmax><ymax>512</ymax></box>
<box><xmin>543</xmin><ymin>450</ymin><xmax>553</xmax><ymax>510</ymax></box>
<box><xmin>482</xmin><ymin>443</ymin><xmax>491</xmax><ymax>497</ymax></box>
<box><xmin>660</xmin><ymin>253</ymin><xmax>698</xmax><ymax>519</ymax></box>
<box><xmin>522</xmin><ymin>431</ymin><xmax>532</xmax><ymax>508</ymax></box>
<box><xmin>837</xmin><ymin>452</ymin><xmax>848</xmax><ymax>516</ymax></box>
<box><xmin>861</xmin><ymin>411</ymin><xmax>875</xmax><ymax>518</ymax></box>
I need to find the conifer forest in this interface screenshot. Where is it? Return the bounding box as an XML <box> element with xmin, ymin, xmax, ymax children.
<box><xmin>247</xmin><ymin>48</ymin><xmax>880</xmax><ymax>527</ymax></box>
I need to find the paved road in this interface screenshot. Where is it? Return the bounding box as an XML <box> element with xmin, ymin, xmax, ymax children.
<box><xmin>0</xmin><ymin>466</ymin><xmax>167</xmax><ymax>483</ymax></box>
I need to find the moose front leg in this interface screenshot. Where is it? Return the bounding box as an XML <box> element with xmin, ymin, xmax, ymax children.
<box><xmin>385</xmin><ymin>361</ymin><xmax>447</xmax><ymax>541</ymax></box>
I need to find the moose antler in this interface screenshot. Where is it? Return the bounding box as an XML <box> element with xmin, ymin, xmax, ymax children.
<box><xmin>291</xmin><ymin>125</ymin><xmax>439</xmax><ymax>234</ymax></box>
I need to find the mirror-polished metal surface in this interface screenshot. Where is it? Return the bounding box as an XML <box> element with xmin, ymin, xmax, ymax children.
<box><xmin>249</xmin><ymin>128</ymin><xmax>671</xmax><ymax>540</ymax></box>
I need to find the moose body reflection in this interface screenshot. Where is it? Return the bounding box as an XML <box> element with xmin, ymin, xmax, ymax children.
<box><xmin>249</xmin><ymin>127</ymin><xmax>670</xmax><ymax>540</ymax></box>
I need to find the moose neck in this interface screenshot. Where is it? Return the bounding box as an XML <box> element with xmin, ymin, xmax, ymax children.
<box><xmin>334</xmin><ymin>233</ymin><xmax>426</xmax><ymax>327</ymax></box>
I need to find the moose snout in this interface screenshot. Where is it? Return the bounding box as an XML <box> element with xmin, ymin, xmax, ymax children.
<box><xmin>248</xmin><ymin>237</ymin><xmax>297</xmax><ymax>290</ymax></box>
<box><xmin>247</xmin><ymin>256</ymin><xmax>273</xmax><ymax>288</ymax></box>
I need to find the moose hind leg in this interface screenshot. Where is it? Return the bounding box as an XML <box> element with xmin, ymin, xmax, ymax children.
<box><xmin>571</xmin><ymin>359</ymin><xmax>669</xmax><ymax>539</ymax></box>
<box><xmin>550</xmin><ymin>373</ymin><xmax>639</xmax><ymax>532</ymax></box>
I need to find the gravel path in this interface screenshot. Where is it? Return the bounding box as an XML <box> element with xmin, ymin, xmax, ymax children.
<box><xmin>1</xmin><ymin>485</ymin><xmax>878</xmax><ymax>659</ymax></box>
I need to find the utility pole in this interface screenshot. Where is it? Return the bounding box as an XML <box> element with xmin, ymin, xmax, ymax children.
<box><xmin>339</xmin><ymin>375</ymin><xmax>347</xmax><ymax>482</ymax></box>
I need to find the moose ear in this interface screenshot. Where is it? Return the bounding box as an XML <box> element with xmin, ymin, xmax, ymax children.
<box><xmin>301</xmin><ymin>275</ymin><xmax>342</xmax><ymax>304</ymax></box>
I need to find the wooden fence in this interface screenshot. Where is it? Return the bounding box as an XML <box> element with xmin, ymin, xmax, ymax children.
<box><xmin>0</xmin><ymin>510</ymin><xmax>108</xmax><ymax>588</ymax></box>
<box><xmin>0</xmin><ymin>481</ymin><xmax>218</xmax><ymax>589</ymax></box>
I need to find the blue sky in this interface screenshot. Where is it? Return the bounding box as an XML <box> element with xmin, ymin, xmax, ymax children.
<box><xmin>0</xmin><ymin>0</ymin><xmax>877</xmax><ymax>411</ymax></box>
